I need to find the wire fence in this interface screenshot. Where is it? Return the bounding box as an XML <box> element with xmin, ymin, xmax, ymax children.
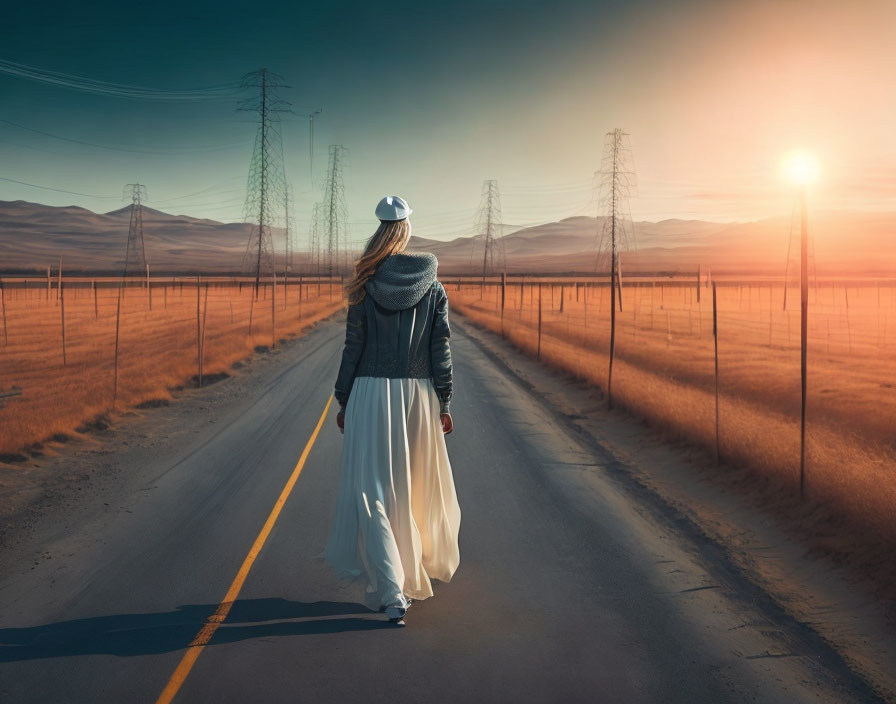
<box><xmin>447</xmin><ymin>275</ymin><xmax>896</xmax><ymax>552</ymax></box>
<box><xmin>0</xmin><ymin>274</ymin><xmax>346</xmax><ymax>457</ymax></box>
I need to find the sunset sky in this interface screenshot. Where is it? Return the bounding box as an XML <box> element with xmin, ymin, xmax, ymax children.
<box><xmin>1</xmin><ymin>0</ymin><xmax>893</xmax><ymax>242</ymax></box>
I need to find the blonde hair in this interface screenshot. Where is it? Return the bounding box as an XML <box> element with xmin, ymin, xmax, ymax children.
<box><xmin>345</xmin><ymin>219</ymin><xmax>411</xmax><ymax>305</ymax></box>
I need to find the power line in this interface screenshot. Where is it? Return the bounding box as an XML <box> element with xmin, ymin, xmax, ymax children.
<box><xmin>0</xmin><ymin>58</ymin><xmax>241</xmax><ymax>101</ymax></box>
<box><xmin>162</xmin><ymin>196</ymin><xmax>246</xmax><ymax>209</ymax></box>
<box><xmin>152</xmin><ymin>185</ymin><xmax>244</xmax><ymax>203</ymax></box>
<box><xmin>0</xmin><ymin>175</ymin><xmax>117</xmax><ymax>199</ymax></box>
<box><xmin>0</xmin><ymin>118</ymin><xmax>250</xmax><ymax>154</ymax></box>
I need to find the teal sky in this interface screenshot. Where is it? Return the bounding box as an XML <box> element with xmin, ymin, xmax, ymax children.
<box><xmin>1</xmin><ymin>0</ymin><xmax>893</xmax><ymax>244</ymax></box>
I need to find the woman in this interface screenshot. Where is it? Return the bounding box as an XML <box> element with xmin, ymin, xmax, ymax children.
<box><xmin>324</xmin><ymin>195</ymin><xmax>461</xmax><ymax>627</ymax></box>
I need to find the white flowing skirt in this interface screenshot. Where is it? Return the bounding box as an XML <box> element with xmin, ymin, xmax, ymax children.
<box><xmin>324</xmin><ymin>376</ymin><xmax>461</xmax><ymax>611</ymax></box>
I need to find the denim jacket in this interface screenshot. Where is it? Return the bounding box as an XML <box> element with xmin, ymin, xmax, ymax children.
<box><xmin>334</xmin><ymin>253</ymin><xmax>453</xmax><ymax>413</ymax></box>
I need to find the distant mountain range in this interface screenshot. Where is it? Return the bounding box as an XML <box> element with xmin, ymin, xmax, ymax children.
<box><xmin>1</xmin><ymin>199</ymin><xmax>893</xmax><ymax>275</ymax></box>
<box><xmin>0</xmin><ymin>200</ymin><xmax>264</xmax><ymax>274</ymax></box>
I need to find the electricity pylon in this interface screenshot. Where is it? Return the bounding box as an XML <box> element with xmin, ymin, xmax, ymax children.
<box><xmin>321</xmin><ymin>145</ymin><xmax>348</xmax><ymax>277</ymax></box>
<box><xmin>595</xmin><ymin>128</ymin><xmax>636</xmax><ymax>409</ymax></box>
<box><xmin>284</xmin><ymin>184</ymin><xmax>296</xmax><ymax>275</ymax></box>
<box><xmin>122</xmin><ymin>183</ymin><xmax>148</xmax><ymax>280</ymax></box>
<box><xmin>595</xmin><ymin>128</ymin><xmax>636</xmax><ymax>297</ymax></box>
<box><xmin>469</xmin><ymin>179</ymin><xmax>504</xmax><ymax>285</ymax></box>
<box><xmin>307</xmin><ymin>202</ymin><xmax>322</xmax><ymax>275</ymax></box>
<box><xmin>238</xmin><ymin>67</ymin><xmax>292</xmax><ymax>295</ymax></box>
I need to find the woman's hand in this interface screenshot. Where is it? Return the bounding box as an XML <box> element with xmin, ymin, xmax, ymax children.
<box><xmin>440</xmin><ymin>413</ymin><xmax>453</xmax><ymax>434</ymax></box>
<box><xmin>336</xmin><ymin>407</ymin><xmax>345</xmax><ymax>433</ymax></box>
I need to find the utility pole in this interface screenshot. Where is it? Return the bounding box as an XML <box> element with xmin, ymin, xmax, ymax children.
<box><xmin>306</xmin><ymin>108</ymin><xmax>322</xmax><ymax>184</ymax></box>
<box><xmin>122</xmin><ymin>183</ymin><xmax>148</xmax><ymax>287</ymax></box>
<box><xmin>783</xmin><ymin>202</ymin><xmax>819</xmax><ymax>311</ymax></box>
<box><xmin>799</xmin><ymin>186</ymin><xmax>809</xmax><ymax>498</ymax></box>
<box><xmin>781</xmin><ymin>149</ymin><xmax>817</xmax><ymax>497</ymax></box>
<box><xmin>238</xmin><ymin>68</ymin><xmax>292</xmax><ymax>297</ymax></box>
<box><xmin>284</xmin><ymin>184</ymin><xmax>296</xmax><ymax>275</ymax></box>
<box><xmin>596</xmin><ymin>128</ymin><xmax>636</xmax><ymax>409</ymax></box>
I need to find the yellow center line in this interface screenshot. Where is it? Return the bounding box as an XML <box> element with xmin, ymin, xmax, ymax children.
<box><xmin>155</xmin><ymin>395</ymin><xmax>334</xmax><ymax>704</ymax></box>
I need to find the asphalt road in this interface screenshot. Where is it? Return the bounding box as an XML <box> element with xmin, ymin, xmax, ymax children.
<box><xmin>0</xmin><ymin>318</ymin><xmax>878</xmax><ymax>703</ymax></box>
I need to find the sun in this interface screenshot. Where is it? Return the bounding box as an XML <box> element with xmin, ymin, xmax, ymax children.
<box><xmin>781</xmin><ymin>150</ymin><xmax>820</xmax><ymax>186</ymax></box>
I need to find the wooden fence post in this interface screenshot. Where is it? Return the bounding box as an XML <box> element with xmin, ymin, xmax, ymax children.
<box><xmin>248</xmin><ymin>286</ymin><xmax>255</xmax><ymax>336</ymax></box>
<box><xmin>46</xmin><ymin>266</ymin><xmax>51</xmax><ymax>302</ymax></box>
<box><xmin>608</xmin><ymin>255</ymin><xmax>618</xmax><ymax>409</ymax></box>
<box><xmin>60</xmin><ymin>275</ymin><xmax>67</xmax><ymax>365</ymax></box>
<box><xmin>271</xmin><ymin>271</ymin><xmax>277</xmax><ymax>348</ymax></box>
<box><xmin>696</xmin><ymin>265</ymin><xmax>701</xmax><ymax>304</ymax></box>
<box><xmin>616</xmin><ymin>253</ymin><xmax>624</xmax><ymax>312</ymax></box>
<box><xmin>0</xmin><ymin>278</ymin><xmax>7</xmax><ymax>346</ymax></box>
<box><xmin>537</xmin><ymin>284</ymin><xmax>543</xmax><ymax>360</ymax></box>
<box><xmin>845</xmin><ymin>286</ymin><xmax>852</xmax><ymax>354</ymax></box>
<box><xmin>713</xmin><ymin>282</ymin><xmax>720</xmax><ymax>465</ymax></box>
<box><xmin>500</xmin><ymin>272</ymin><xmax>506</xmax><ymax>338</ymax></box>
<box><xmin>196</xmin><ymin>275</ymin><xmax>203</xmax><ymax>387</ymax></box>
<box><xmin>200</xmin><ymin>282</ymin><xmax>209</xmax><ymax>384</ymax></box>
<box><xmin>113</xmin><ymin>285</ymin><xmax>122</xmax><ymax>406</ymax></box>
<box><xmin>582</xmin><ymin>281</ymin><xmax>588</xmax><ymax>347</ymax></box>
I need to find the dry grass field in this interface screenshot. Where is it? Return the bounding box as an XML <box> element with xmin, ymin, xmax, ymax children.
<box><xmin>450</xmin><ymin>276</ymin><xmax>896</xmax><ymax>594</ymax></box>
<box><xmin>0</xmin><ymin>276</ymin><xmax>345</xmax><ymax>458</ymax></box>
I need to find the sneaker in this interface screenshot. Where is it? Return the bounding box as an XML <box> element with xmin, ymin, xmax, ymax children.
<box><xmin>384</xmin><ymin>604</ymin><xmax>407</xmax><ymax>620</ymax></box>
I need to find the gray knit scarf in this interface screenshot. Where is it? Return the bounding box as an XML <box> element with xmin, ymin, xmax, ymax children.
<box><xmin>365</xmin><ymin>252</ymin><xmax>438</xmax><ymax>310</ymax></box>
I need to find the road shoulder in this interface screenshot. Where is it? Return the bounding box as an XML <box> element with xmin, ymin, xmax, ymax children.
<box><xmin>453</xmin><ymin>314</ymin><xmax>896</xmax><ymax>702</ymax></box>
<box><xmin>0</xmin><ymin>316</ymin><xmax>345</xmax><ymax>578</ymax></box>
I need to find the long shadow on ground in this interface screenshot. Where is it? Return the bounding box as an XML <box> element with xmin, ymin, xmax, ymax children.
<box><xmin>0</xmin><ymin>598</ymin><xmax>390</xmax><ymax>662</ymax></box>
